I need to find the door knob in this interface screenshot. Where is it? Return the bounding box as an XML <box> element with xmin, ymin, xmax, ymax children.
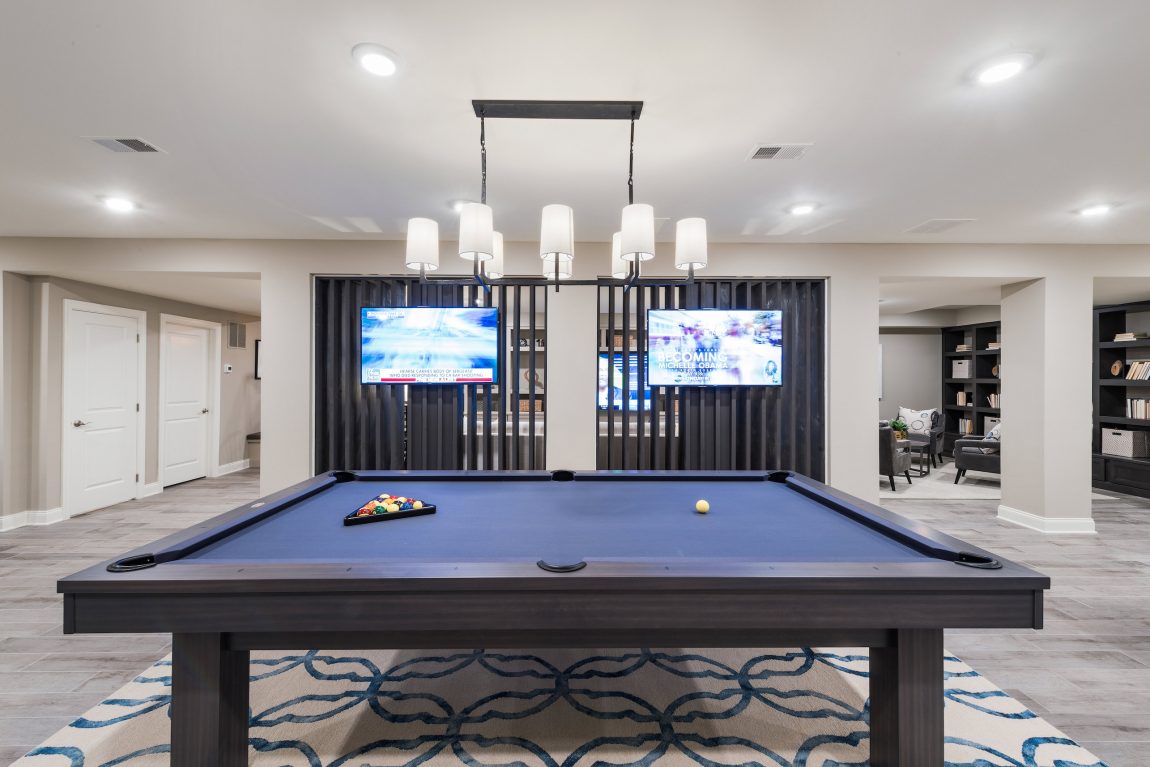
<box><xmin>72</xmin><ymin>420</ymin><xmax>89</xmax><ymax>427</ymax></box>
<box><xmin>201</xmin><ymin>408</ymin><xmax>210</xmax><ymax>414</ymax></box>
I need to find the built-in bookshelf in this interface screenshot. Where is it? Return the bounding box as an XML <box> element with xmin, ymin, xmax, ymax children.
<box><xmin>940</xmin><ymin>321</ymin><xmax>1001</xmax><ymax>455</ymax></box>
<box><xmin>1093</xmin><ymin>300</ymin><xmax>1150</xmax><ymax>498</ymax></box>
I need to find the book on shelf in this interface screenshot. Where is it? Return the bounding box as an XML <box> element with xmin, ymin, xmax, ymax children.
<box><xmin>956</xmin><ymin>391</ymin><xmax>967</xmax><ymax>406</ymax></box>
<box><xmin>985</xmin><ymin>392</ymin><xmax>1000</xmax><ymax>408</ymax></box>
<box><xmin>955</xmin><ymin>344</ymin><xmax>972</xmax><ymax>352</ymax></box>
<box><xmin>1115</xmin><ymin>332</ymin><xmax>1150</xmax><ymax>341</ymax></box>
<box><xmin>956</xmin><ymin>417</ymin><xmax>975</xmax><ymax>435</ymax></box>
<box><xmin>1126</xmin><ymin>360</ymin><xmax>1150</xmax><ymax>380</ymax></box>
<box><xmin>1127</xmin><ymin>398</ymin><xmax>1149</xmax><ymax>420</ymax></box>
<box><xmin>986</xmin><ymin>341</ymin><xmax>1001</xmax><ymax>350</ymax></box>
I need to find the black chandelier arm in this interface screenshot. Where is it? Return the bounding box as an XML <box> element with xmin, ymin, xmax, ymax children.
<box><xmin>628</xmin><ymin>117</ymin><xmax>635</xmax><ymax>206</ymax></box>
<box><xmin>480</xmin><ymin>117</ymin><xmax>487</xmax><ymax>205</ymax></box>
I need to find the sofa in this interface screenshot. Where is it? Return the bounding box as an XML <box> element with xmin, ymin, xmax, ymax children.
<box><xmin>953</xmin><ymin>435</ymin><xmax>1001</xmax><ymax>483</ymax></box>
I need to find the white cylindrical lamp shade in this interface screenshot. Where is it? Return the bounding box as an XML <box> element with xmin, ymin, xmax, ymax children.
<box><xmin>486</xmin><ymin>232</ymin><xmax>504</xmax><ymax>278</ymax></box>
<box><xmin>405</xmin><ymin>217</ymin><xmax>439</xmax><ymax>271</ymax></box>
<box><xmin>540</xmin><ymin>204</ymin><xmax>574</xmax><ymax>261</ymax></box>
<box><xmin>542</xmin><ymin>255</ymin><xmax>573</xmax><ymax>279</ymax></box>
<box><xmin>458</xmin><ymin>203</ymin><xmax>494</xmax><ymax>261</ymax></box>
<box><xmin>611</xmin><ymin>232</ymin><xmax>628</xmax><ymax>278</ymax></box>
<box><xmin>620</xmin><ymin>203</ymin><xmax>655</xmax><ymax>261</ymax></box>
<box><xmin>674</xmin><ymin>217</ymin><xmax>708</xmax><ymax>270</ymax></box>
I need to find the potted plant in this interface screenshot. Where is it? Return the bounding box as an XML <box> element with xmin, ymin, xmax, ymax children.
<box><xmin>890</xmin><ymin>417</ymin><xmax>909</xmax><ymax>440</ymax></box>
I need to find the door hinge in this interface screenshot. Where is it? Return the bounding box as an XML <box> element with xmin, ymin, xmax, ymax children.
<box><xmin>136</xmin><ymin>403</ymin><xmax>140</xmax><ymax>412</ymax></box>
<box><xmin>135</xmin><ymin>473</ymin><xmax>139</xmax><ymax>482</ymax></box>
<box><xmin>136</xmin><ymin>333</ymin><xmax>140</xmax><ymax>343</ymax></box>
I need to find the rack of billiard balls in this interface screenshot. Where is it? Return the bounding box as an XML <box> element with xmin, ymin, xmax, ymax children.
<box><xmin>343</xmin><ymin>493</ymin><xmax>436</xmax><ymax>526</ymax></box>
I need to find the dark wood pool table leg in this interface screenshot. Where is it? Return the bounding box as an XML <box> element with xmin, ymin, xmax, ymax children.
<box><xmin>869</xmin><ymin>628</ymin><xmax>944</xmax><ymax>767</ymax></box>
<box><xmin>171</xmin><ymin>633</ymin><xmax>250</xmax><ymax>767</ymax></box>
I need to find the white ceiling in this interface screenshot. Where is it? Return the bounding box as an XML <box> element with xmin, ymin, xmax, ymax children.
<box><xmin>23</xmin><ymin>272</ymin><xmax>261</xmax><ymax>315</ymax></box>
<box><xmin>0</xmin><ymin>1</ymin><xmax>1148</xmax><ymax>244</ymax></box>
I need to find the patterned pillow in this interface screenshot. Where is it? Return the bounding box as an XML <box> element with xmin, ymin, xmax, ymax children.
<box><xmin>897</xmin><ymin>406</ymin><xmax>937</xmax><ymax>435</ymax></box>
<box><xmin>980</xmin><ymin>422</ymin><xmax>1003</xmax><ymax>454</ymax></box>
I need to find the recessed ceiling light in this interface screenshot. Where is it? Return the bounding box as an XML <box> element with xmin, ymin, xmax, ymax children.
<box><xmin>974</xmin><ymin>53</ymin><xmax>1034</xmax><ymax>85</ymax></box>
<box><xmin>102</xmin><ymin>196</ymin><xmax>136</xmax><ymax>213</ymax></box>
<box><xmin>352</xmin><ymin>43</ymin><xmax>399</xmax><ymax>77</ymax></box>
<box><xmin>786</xmin><ymin>203</ymin><xmax>818</xmax><ymax>216</ymax></box>
<box><xmin>1077</xmin><ymin>203</ymin><xmax>1114</xmax><ymax>217</ymax></box>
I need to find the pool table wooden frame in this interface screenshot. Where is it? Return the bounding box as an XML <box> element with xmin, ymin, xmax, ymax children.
<box><xmin>59</xmin><ymin>470</ymin><xmax>1049</xmax><ymax>767</ymax></box>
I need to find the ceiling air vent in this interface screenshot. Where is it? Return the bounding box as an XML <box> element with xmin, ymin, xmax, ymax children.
<box><xmin>905</xmin><ymin>218</ymin><xmax>976</xmax><ymax>234</ymax></box>
<box><xmin>748</xmin><ymin>143</ymin><xmax>812</xmax><ymax>160</ymax></box>
<box><xmin>89</xmin><ymin>137</ymin><xmax>164</xmax><ymax>153</ymax></box>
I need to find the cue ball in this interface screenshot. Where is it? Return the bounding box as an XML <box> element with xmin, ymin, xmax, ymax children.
<box><xmin>695</xmin><ymin>500</ymin><xmax>710</xmax><ymax>514</ymax></box>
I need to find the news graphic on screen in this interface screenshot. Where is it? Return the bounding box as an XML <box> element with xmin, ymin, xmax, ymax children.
<box><xmin>361</xmin><ymin>307</ymin><xmax>499</xmax><ymax>384</ymax></box>
<box><xmin>647</xmin><ymin>309</ymin><xmax>783</xmax><ymax>386</ymax></box>
<box><xmin>597</xmin><ymin>353</ymin><xmax>652</xmax><ymax>410</ymax></box>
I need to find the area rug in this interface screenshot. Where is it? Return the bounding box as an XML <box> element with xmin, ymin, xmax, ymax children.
<box><xmin>15</xmin><ymin>648</ymin><xmax>1107</xmax><ymax>767</ymax></box>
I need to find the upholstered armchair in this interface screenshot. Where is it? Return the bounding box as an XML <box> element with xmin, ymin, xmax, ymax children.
<box><xmin>888</xmin><ymin>409</ymin><xmax>945</xmax><ymax>467</ymax></box>
<box><xmin>879</xmin><ymin>425</ymin><xmax>913</xmax><ymax>491</ymax></box>
<box><xmin>953</xmin><ymin>435</ymin><xmax>1001</xmax><ymax>483</ymax></box>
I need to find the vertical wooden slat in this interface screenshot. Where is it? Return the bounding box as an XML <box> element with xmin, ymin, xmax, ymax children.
<box><xmin>607</xmin><ymin>286</ymin><xmax>616</xmax><ymax>469</ymax></box>
<box><xmin>515</xmin><ymin>285</ymin><xmax>524</xmax><ymax>471</ymax></box>
<box><xmin>528</xmin><ymin>286</ymin><xmax>537</xmax><ymax>469</ymax></box>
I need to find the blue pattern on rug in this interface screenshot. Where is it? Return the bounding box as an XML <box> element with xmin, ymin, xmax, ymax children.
<box><xmin>19</xmin><ymin>648</ymin><xmax>1108</xmax><ymax>767</ymax></box>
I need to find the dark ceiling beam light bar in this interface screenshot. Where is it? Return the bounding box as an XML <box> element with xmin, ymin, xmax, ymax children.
<box><xmin>406</xmin><ymin>99</ymin><xmax>706</xmax><ymax>293</ymax></box>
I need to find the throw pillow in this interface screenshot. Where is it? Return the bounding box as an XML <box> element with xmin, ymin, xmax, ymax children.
<box><xmin>980</xmin><ymin>422</ymin><xmax>1003</xmax><ymax>454</ymax></box>
<box><xmin>897</xmin><ymin>406</ymin><xmax>937</xmax><ymax>435</ymax></box>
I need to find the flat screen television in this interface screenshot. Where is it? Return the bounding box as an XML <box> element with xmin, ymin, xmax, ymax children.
<box><xmin>597</xmin><ymin>353</ymin><xmax>652</xmax><ymax>410</ymax></box>
<box><xmin>646</xmin><ymin>309</ymin><xmax>782</xmax><ymax>386</ymax></box>
<box><xmin>361</xmin><ymin>307</ymin><xmax>499</xmax><ymax>384</ymax></box>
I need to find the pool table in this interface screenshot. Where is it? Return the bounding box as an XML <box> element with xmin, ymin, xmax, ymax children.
<box><xmin>59</xmin><ymin>470</ymin><xmax>1048</xmax><ymax>767</ymax></box>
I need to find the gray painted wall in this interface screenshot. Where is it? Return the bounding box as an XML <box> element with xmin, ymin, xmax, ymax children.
<box><xmin>879</xmin><ymin>328</ymin><xmax>942</xmax><ymax>419</ymax></box>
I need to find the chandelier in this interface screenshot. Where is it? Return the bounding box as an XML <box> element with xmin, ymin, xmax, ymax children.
<box><xmin>404</xmin><ymin>100</ymin><xmax>707</xmax><ymax>291</ymax></box>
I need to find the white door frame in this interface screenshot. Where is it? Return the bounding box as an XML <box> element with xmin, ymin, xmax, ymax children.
<box><xmin>158</xmin><ymin>314</ymin><xmax>223</xmax><ymax>482</ymax></box>
<box><xmin>61</xmin><ymin>299</ymin><xmax>147</xmax><ymax>516</ymax></box>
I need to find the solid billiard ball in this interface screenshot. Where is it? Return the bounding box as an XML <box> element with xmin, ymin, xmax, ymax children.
<box><xmin>695</xmin><ymin>499</ymin><xmax>710</xmax><ymax>514</ymax></box>
<box><xmin>413</xmin><ymin>500</ymin><xmax>423</xmax><ymax>509</ymax></box>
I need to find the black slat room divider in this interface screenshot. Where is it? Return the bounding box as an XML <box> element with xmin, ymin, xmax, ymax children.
<box><xmin>596</xmin><ymin>279</ymin><xmax>826</xmax><ymax>479</ymax></box>
<box><xmin>314</xmin><ymin>276</ymin><xmax>547</xmax><ymax>473</ymax></box>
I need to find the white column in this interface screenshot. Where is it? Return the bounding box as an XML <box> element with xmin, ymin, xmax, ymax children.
<box><xmin>827</xmin><ymin>271</ymin><xmax>881</xmax><ymax>502</ymax></box>
<box><xmin>259</xmin><ymin>267</ymin><xmax>313</xmax><ymax>495</ymax></box>
<box><xmin>999</xmin><ymin>276</ymin><xmax>1095</xmax><ymax>532</ymax></box>
<box><xmin>545</xmin><ymin>285</ymin><xmax>598</xmax><ymax>470</ymax></box>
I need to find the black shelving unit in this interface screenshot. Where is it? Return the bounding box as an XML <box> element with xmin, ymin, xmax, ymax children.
<box><xmin>940</xmin><ymin>321</ymin><xmax>1001</xmax><ymax>455</ymax></box>
<box><xmin>1093</xmin><ymin>300</ymin><xmax>1150</xmax><ymax>498</ymax></box>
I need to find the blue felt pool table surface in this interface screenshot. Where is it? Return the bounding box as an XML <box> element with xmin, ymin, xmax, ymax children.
<box><xmin>182</xmin><ymin>476</ymin><xmax>930</xmax><ymax>565</ymax></box>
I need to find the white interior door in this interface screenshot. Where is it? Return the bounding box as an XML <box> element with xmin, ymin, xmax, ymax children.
<box><xmin>64</xmin><ymin>304</ymin><xmax>142</xmax><ymax>515</ymax></box>
<box><xmin>161</xmin><ymin>319</ymin><xmax>212</xmax><ymax>486</ymax></box>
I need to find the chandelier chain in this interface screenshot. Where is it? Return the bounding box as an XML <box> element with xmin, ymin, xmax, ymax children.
<box><xmin>480</xmin><ymin>116</ymin><xmax>487</xmax><ymax>205</ymax></box>
<box><xmin>628</xmin><ymin>117</ymin><xmax>635</xmax><ymax>205</ymax></box>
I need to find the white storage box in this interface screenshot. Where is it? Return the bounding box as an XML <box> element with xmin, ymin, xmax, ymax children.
<box><xmin>984</xmin><ymin>416</ymin><xmax>1001</xmax><ymax>434</ymax></box>
<box><xmin>1101</xmin><ymin>428</ymin><xmax>1150</xmax><ymax>459</ymax></box>
<box><xmin>951</xmin><ymin>360</ymin><xmax>971</xmax><ymax>379</ymax></box>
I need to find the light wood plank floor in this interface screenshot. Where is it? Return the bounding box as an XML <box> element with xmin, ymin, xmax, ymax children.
<box><xmin>0</xmin><ymin>469</ymin><xmax>1147</xmax><ymax>765</ymax></box>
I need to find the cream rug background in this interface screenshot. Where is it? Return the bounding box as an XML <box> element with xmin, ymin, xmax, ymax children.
<box><xmin>15</xmin><ymin>647</ymin><xmax>1107</xmax><ymax>766</ymax></box>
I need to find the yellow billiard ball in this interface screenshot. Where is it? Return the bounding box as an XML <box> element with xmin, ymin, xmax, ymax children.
<box><xmin>695</xmin><ymin>499</ymin><xmax>710</xmax><ymax>514</ymax></box>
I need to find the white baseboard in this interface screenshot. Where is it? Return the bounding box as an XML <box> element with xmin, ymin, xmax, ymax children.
<box><xmin>997</xmin><ymin>504</ymin><xmax>1097</xmax><ymax>534</ymax></box>
<box><xmin>216</xmin><ymin>459</ymin><xmax>250</xmax><ymax>477</ymax></box>
<box><xmin>0</xmin><ymin>507</ymin><xmax>67</xmax><ymax>532</ymax></box>
<box><xmin>140</xmin><ymin>482</ymin><xmax>163</xmax><ymax>498</ymax></box>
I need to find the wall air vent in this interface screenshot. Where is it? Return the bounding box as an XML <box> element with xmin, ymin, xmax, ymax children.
<box><xmin>88</xmin><ymin>137</ymin><xmax>164</xmax><ymax>153</ymax></box>
<box><xmin>748</xmin><ymin>143</ymin><xmax>812</xmax><ymax>160</ymax></box>
<box><xmin>227</xmin><ymin>322</ymin><xmax>247</xmax><ymax>349</ymax></box>
<box><xmin>905</xmin><ymin>218</ymin><xmax>976</xmax><ymax>234</ymax></box>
